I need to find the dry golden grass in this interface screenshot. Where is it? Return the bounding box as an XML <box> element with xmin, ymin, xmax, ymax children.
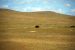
<box><xmin>0</xmin><ymin>9</ymin><xmax>75</xmax><ymax>50</ymax></box>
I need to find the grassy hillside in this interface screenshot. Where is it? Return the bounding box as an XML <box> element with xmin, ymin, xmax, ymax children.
<box><xmin>0</xmin><ymin>9</ymin><xmax>75</xmax><ymax>50</ymax></box>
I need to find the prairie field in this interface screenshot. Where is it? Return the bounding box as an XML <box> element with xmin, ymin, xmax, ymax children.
<box><xmin>0</xmin><ymin>9</ymin><xmax>75</xmax><ymax>50</ymax></box>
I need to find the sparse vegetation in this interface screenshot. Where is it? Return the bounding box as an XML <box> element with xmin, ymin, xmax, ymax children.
<box><xmin>0</xmin><ymin>9</ymin><xmax>75</xmax><ymax>50</ymax></box>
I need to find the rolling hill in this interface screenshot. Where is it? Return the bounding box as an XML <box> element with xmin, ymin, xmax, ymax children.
<box><xmin>0</xmin><ymin>9</ymin><xmax>75</xmax><ymax>50</ymax></box>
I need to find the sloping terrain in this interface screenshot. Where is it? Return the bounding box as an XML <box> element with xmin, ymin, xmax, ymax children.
<box><xmin>0</xmin><ymin>9</ymin><xmax>75</xmax><ymax>50</ymax></box>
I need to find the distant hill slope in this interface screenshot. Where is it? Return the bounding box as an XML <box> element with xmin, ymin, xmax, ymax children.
<box><xmin>0</xmin><ymin>9</ymin><xmax>75</xmax><ymax>17</ymax></box>
<box><xmin>0</xmin><ymin>9</ymin><xmax>75</xmax><ymax>26</ymax></box>
<box><xmin>0</xmin><ymin>9</ymin><xmax>75</xmax><ymax>50</ymax></box>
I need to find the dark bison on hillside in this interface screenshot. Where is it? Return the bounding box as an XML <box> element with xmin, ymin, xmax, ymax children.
<box><xmin>35</xmin><ymin>25</ymin><xmax>40</xmax><ymax>28</ymax></box>
<box><xmin>70</xmin><ymin>25</ymin><xmax>75</xmax><ymax>28</ymax></box>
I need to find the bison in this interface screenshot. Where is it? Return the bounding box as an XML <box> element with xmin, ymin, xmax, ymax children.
<box><xmin>70</xmin><ymin>25</ymin><xmax>75</xmax><ymax>28</ymax></box>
